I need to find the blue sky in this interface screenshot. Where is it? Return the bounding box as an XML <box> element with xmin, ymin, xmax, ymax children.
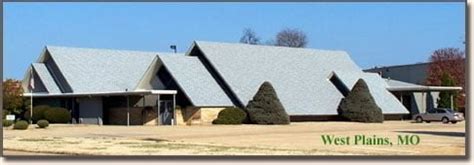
<box><xmin>3</xmin><ymin>2</ymin><xmax>465</xmax><ymax>80</ymax></box>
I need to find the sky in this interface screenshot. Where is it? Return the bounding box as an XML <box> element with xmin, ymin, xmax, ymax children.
<box><xmin>3</xmin><ymin>2</ymin><xmax>465</xmax><ymax>80</ymax></box>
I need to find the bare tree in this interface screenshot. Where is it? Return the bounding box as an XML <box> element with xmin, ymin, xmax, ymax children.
<box><xmin>275</xmin><ymin>28</ymin><xmax>308</xmax><ymax>48</ymax></box>
<box><xmin>239</xmin><ymin>28</ymin><xmax>260</xmax><ymax>45</ymax></box>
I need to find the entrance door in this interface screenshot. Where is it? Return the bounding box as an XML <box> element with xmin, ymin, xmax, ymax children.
<box><xmin>159</xmin><ymin>100</ymin><xmax>174</xmax><ymax>125</ymax></box>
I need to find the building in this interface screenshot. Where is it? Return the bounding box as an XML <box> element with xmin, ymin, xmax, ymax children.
<box><xmin>364</xmin><ymin>63</ymin><xmax>430</xmax><ymax>85</ymax></box>
<box><xmin>23</xmin><ymin>41</ymin><xmax>416</xmax><ymax>125</ymax></box>
<box><xmin>365</xmin><ymin>63</ymin><xmax>462</xmax><ymax>115</ymax></box>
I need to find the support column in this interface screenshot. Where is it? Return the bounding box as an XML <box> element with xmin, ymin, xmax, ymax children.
<box><xmin>127</xmin><ymin>95</ymin><xmax>130</xmax><ymax>126</ymax></box>
<box><xmin>157</xmin><ymin>94</ymin><xmax>160</xmax><ymax>126</ymax></box>
<box><xmin>421</xmin><ymin>92</ymin><xmax>426</xmax><ymax>113</ymax></box>
<box><xmin>450</xmin><ymin>94</ymin><xmax>454</xmax><ymax>109</ymax></box>
<box><xmin>142</xmin><ymin>95</ymin><xmax>145</xmax><ymax>125</ymax></box>
<box><xmin>400</xmin><ymin>92</ymin><xmax>404</xmax><ymax>105</ymax></box>
<box><xmin>70</xmin><ymin>98</ymin><xmax>74</xmax><ymax>124</ymax></box>
<box><xmin>173</xmin><ymin>94</ymin><xmax>176</xmax><ymax>126</ymax></box>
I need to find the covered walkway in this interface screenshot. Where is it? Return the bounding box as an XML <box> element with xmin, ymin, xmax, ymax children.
<box><xmin>24</xmin><ymin>90</ymin><xmax>178</xmax><ymax>126</ymax></box>
<box><xmin>385</xmin><ymin>79</ymin><xmax>462</xmax><ymax>114</ymax></box>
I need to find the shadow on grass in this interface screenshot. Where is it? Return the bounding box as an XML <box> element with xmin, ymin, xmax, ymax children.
<box><xmin>396</xmin><ymin>131</ymin><xmax>465</xmax><ymax>137</ymax></box>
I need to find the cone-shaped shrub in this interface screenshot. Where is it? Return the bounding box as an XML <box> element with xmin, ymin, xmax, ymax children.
<box><xmin>246</xmin><ymin>81</ymin><xmax>290</xmax><ymax>124</ymax></box>
<box><xmin>337</xmin><ymin>79</ymin><xmax>384</xmax><ymax>123</ymax></box>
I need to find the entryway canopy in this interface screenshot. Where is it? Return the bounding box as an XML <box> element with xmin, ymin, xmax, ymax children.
<box><xmin>24</xmin><ymin>90</ymin><xmax>178</xmax><ymax>126</ymax></box>
<box><xmin>385</xmin><ymin>79</ymin><xmax>462</xmax><ymax>111</ymax></box>
<box><xmin>23</xmin><ymin>90</ymin><xmax>177</xmax><ymax>97</ymax></box>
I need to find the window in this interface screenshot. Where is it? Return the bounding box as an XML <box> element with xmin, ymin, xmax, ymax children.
<box><xmin>436</xmin><ymin>109</ymin><xmax>447</xmax><ymax>113</ymax></box>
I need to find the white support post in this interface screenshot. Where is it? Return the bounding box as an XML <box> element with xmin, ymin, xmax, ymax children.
<box><xmin>400</xmin><ymin>93</ymin><xmax>404</xmax><ymax>105</ymax></box>
<box><xmin>450</xmin><ymin>94</ymin><xmax>454</xmax><ymax>109</ymax></box>
<box><xmin>157</xmin><ymin>94</ymin><xmax>160</xmax><ymax>126</ymax></box>
<box><xmin>71</xmin><ymin>98</ymin><xmax>74</xmax><ymax>124</ymax></box>
<box><xmin>30</xmin><ymin>67</ymin><xmax>33</xmax><ymax>124</ymax></box>
<box><xmin>173</xmin><ymin>94</ymin><xmax>176</xmax><ymax>126</ymax></box>
<box><xmin>422</xmin><ymin>92</ymin><xmax>426</xmax><ymax>113</ymax></box>
<box><xmin>30</xmin><ymin>93</ymin><xmax>33</xmax><ymax>124</ymax></box>
<box><xmin>127</xmin><ymin>95</ymin><xmax>130</xmax><ymax>126</ymax></box>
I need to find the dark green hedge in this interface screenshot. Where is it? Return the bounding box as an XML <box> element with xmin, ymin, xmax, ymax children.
<box><xmin>212</xmin><ymin>107</ymin><xmax>247</xmax><ymax>125</ymax></box>
<box><xmin>3</xmin><ymin>120</ymin><xmax>14</xmax><ymax>127</ymax></box>
<box><xmin>13</xmin><ymin>120</ymin><xmax>29</xmax><ymax>130</ymax></box>
<box><xmin>37</xmin><ymin>119</ymin><xmax>49</xmax><ymax>128</ymax></box>
<box><xmin>25</xmin><ymin>105</ymin><xmax>71</xmax><ymax>123</ymax></box>
<box><xmin>44</xmin><ymin>107</ymin><xmax>71</xmax><ymax>123</ymax></box>
<box><xmin>24</xmin><ymin>105</ymin><xmax>50</xmax><ymax>123</ymax></box>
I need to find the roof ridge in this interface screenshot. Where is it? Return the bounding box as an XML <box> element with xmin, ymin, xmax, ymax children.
<box><xmin>194</xmin><ymin>40</ymin><xmax>347</xmax><ymax>52</ymax></box>
<box><xmin>46</xmin><ymin>45</ymin><xmax>176</xmax><ymax>55</ymax></box>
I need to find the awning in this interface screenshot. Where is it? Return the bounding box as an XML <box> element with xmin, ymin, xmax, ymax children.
<box><xmin>385</xmin><ymin>78</ymin><xmax>462</xmax><ymax>92</ymax></box>
<box><xmin>387</xmin><ymin>86</ymin><xmax>462</xmax><ymax>92</ymax></box>
<box><xmin>23</xmin><ymin>90</ymin><xmax>177</xmax><ymax>97</ymax></box>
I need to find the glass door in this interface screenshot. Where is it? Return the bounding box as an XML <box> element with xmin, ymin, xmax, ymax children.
<box><xmin>159</xmin><ymin>100</ymin><xmax>173</xmax><ymax>125</ymax></box>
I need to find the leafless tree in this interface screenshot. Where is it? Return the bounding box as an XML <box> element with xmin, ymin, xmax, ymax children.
<box><xmin>275</xmin><ymin>28</ymin><xmax>308</xmax><ymax>48</ymax></box>
<box><xmin>239</xmin><ymin>28</ymin><xmax>260</xmax><ymax>45</ymax></box>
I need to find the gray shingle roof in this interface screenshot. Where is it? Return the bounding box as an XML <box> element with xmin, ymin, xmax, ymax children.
<box><xmin>193</xmin><ymin>41</ymin><xmax>408</xmax><ymax>115</ymax></box>
<box><xmin>28</xmin><ymin>42</ymin><xmax>410</xmax><ymax>113</ymax></box>
<box><xmin>31</xmin><ymin>63</ymin><xmax>61</xmax><ymax>93</ymax></box>
<box><xmin>158</xmin><ymin>55</ymin><xmax>233</xmax><ymax>107</ymax></box>
<box><xmin>46</xmin><ymin>46</ymin><xmax>160</xmax><ymax>93</ymax></box>
<box><xmin>336</xmin><ymin>72</ymin><xmax>409</xmax><ymax>114</ymax></box>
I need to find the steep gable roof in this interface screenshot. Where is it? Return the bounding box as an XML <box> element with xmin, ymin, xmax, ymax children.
<box><xmin>158</xmin><ymin>55</ymin><xmax>233</xmax><ymax>106</ymax></box>
<box><xmin>45</xmin><ymin>46</ymin><xmax>159</xmax><ymax>93</ymax></box>
<box><xmin>191</xmin><ymin>41</ymin><xmax>408</xmax><ymax>115</ymax></box>
<box><xmin>31</xmin><ymin>63</ymin><xmax>61</xmax><ymax>93</ymax></box>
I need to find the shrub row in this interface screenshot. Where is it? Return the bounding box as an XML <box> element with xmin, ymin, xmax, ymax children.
<box><xmin>3</xmin><ymin>119</ymin><xmax>49</xmax><ymax>129</ymax></box>
<box><xmin>213</xmin><ymin>82</ymin><xmax>291</xmax><ymax>125</ymax></box>
<box><xmin>24</xmin><ymin>105</ymin><xmax>71</xmax><ymax>123</ymax></box>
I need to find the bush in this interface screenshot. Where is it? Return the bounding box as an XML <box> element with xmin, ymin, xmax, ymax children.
<box><xmin>337</xmin><ymin>79</ymin><xmax>384</xmax><ymax>123</ymax></box>
<box><xmin>3</xmin><ymin>120</ymin><xmax>14</xmax><ymax>127</ymax></box>
<box><xmin>246</xmin><ymin>81</ymin><xmax>290</xmax><ymax>125</ymax></box>
<box><xmin>24</xmin><ymin>105</ymin><xmax>51</xmax><ymax>123</ymax></box>
<box><xmin>212</xmin><ymin>108</ymin><xmax>247</xmax><ymax>125</ymax></box>
<box><xmin>37</xmin><ymin>119</ymin><xmax>49</xmax><ymax>128</ymax></box>
<box><xmin>2</xmin><ymin>110</ymin><xmax>8</xmax><ymax>119</ymax></box>
<box><xmin>13</xmin><ymin>120</ymin><xmax>29</xmax><ymax>130</ymax></box>
<box><xmin>44</xmin><ymin>107</ymin><xmax>71</xmax><ymax>123</ymax></box>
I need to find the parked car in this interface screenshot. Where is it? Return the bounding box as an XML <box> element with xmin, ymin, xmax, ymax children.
<box><xmin>413</xmin><ymin>108</ymin><xmax>464</xmax><ymax>124</ymax></box>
